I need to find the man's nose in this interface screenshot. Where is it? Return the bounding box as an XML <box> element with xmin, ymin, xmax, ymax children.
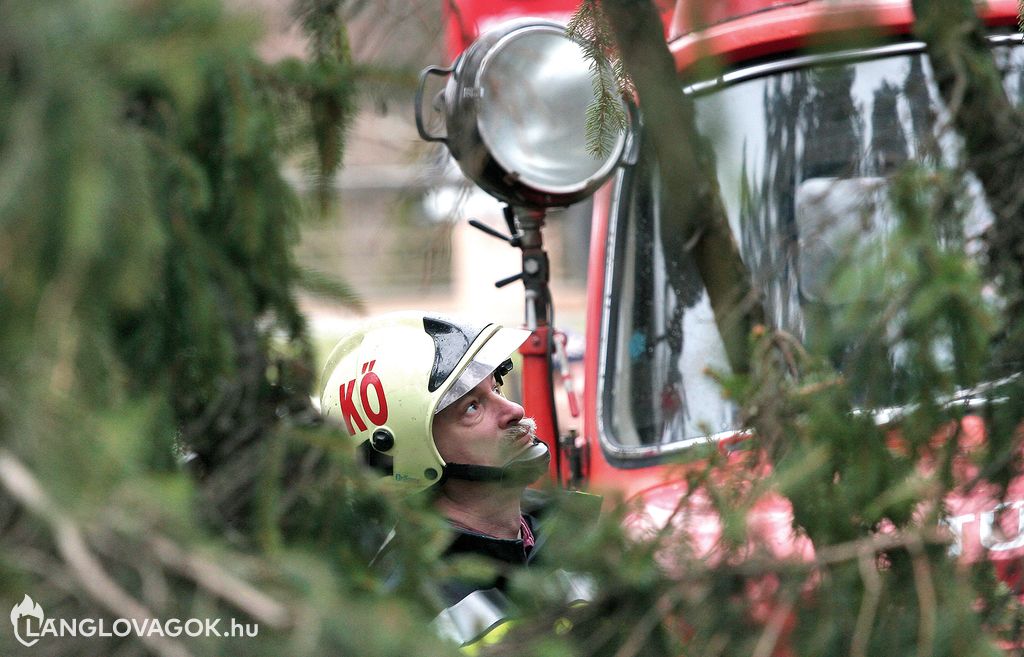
<box><xmin>498</xmin><ymin>395</ymin><xmax>525</xmax><ymax>426</ymax></box>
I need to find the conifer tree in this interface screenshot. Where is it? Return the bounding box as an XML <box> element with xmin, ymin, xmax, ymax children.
<box><xmin>0</xmin><ymin>1</ymin><xmax>457</xmax><ymax>655</ymax></box>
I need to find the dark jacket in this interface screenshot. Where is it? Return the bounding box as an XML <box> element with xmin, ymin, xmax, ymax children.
<box><xmin>428</xmin><ymin>514</ymin><xmax>541</xmax><ymax>647</ymax></box>
<box><xmin>435</xmin><ymin>513</ymin><xmax>539</xmax><ymax>608</ymax></box>
<box><xmin>375</xmin><ymin>491</ymin><xmax>599</xmax><ymax>648</ymax></box>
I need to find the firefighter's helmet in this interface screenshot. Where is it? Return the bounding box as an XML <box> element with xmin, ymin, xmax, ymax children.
<box><xmin>319</xmin><ymin>311</ymin><xmax>541</xmax><ymax>492</ymax></box>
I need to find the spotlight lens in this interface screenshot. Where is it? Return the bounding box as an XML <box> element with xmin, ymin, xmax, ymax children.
<box><xmin>476</xmin><ymin>26</ymin><xmax>626</xmax><ymax>195</ymax></box>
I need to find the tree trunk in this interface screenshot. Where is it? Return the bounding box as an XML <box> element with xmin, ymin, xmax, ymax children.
<box><xmin>600</xmin><ymin>0</ymin><xmax>765</xmax><ymax>374</ymax></box>
<box><xmin>912</xmin><ymin>0</ymin><xmax>1024</xmax><ymax>372</ymax></box>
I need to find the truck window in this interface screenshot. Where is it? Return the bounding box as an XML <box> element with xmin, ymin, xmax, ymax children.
<box><xmin>601</xmin><ymin>42</ymin><xmax>1024</xmax><ymax>459</ymax></box>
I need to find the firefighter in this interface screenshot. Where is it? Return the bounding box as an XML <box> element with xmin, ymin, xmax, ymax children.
<box><xmin>319</xmin><ymin>311</ymin><xmax>554</xmax><ymax>648</ymax></box>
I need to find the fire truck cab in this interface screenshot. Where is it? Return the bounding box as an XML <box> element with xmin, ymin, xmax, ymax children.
<box><xmin>422</xmin><ymin>0</ymin><xmax>1024</xmax><ymax>578</ymax></box>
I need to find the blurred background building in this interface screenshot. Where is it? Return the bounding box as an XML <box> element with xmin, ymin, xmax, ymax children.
<box><xmin>237</xmin><ymin>0</ymin><xmax>591</xmax><ymax>346</ymax></box>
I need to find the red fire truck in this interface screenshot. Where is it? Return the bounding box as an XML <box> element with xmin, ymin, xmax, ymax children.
<box><xmin>419</xmin><ymin>0</ymin><xmax>1024</xmax><ymax>588</ymax></box>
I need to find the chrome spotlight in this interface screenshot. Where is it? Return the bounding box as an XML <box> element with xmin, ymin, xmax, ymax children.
<box><xmin>417</xmin><ymin>19</ymin><xmax>628</xmax><ymax>208</ymax></box>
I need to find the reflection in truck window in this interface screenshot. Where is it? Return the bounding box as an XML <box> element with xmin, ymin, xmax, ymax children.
<box><xmin>603</xmin><ymin>45</ymin><xmax>1021</xmax><ymax>454</ymax></box>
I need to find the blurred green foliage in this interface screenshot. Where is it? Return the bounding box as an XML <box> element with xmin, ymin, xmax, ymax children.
<box><xmin>3</xmin><ymin>0</ymin><xmax>1024</xmax><ymax>656</ymax></box>
<box><xmin>0</xmin><ymin>0</ymin><xmax>452</xmax><ymax>655</ymax></box>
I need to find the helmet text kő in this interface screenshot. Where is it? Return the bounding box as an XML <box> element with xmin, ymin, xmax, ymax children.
<box><xmin>339</xmin><ymin>360</ymin><xmax>389</xmax><ymax>435</ymax></box>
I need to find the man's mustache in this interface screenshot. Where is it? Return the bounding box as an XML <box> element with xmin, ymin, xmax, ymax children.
<box><xmin>503</xmin><ymin>417</ymin><xmax>538</xmax><ymax>443</ymax></box>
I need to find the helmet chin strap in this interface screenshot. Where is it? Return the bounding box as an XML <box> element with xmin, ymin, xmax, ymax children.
<box><xmin>443</xmin><ymin>442</ymin><xmax>551</xmax><ymax>485</ymax></box>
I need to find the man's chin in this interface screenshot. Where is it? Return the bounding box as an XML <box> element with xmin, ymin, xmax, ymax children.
<box><xmin>500</xmin><ymin>441</ymin><xmax>551</xmax><ymax>485</ymax></box>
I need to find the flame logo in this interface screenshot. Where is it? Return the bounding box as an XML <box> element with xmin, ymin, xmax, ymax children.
<box><xmin>10</xmin><ymin>594</ymin><xmax>44</xmax><ymax>647</ymax></box>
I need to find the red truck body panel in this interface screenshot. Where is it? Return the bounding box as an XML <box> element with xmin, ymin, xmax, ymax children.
<box><xmin>669</xmin><ymin>0</ymin><xmax>1018</xmax><ymax>68</ymax></box>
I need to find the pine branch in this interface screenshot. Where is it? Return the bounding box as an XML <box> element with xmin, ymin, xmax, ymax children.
<box><xmin>287</xmin><ymin>0</ymin><xmax>357</xmax><ymax>208</ymax></box>
<box><xmin>147</xmin><ymin>535</ymin><xmax>291</xmax><ymax>628</ymax></box>
<box><xmin>0</xmin><ymin>450</ymin><xmax>194</xmax><ymax>657</ymax></box>
<box><xmin>296</xmin><ymin>264</ymin><xmax>365</xmax><ymax>311</ymax></box>
<box><xmin>567</xmin><ymin>0</ymin><xmax>632</xmax><ymax>157</ymax></box>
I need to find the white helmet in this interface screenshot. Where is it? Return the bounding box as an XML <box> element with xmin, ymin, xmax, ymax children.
<box><xmin>319</xmin><ymin>311</ymin><xmax>549</xmax><ymax>492</ymax></box>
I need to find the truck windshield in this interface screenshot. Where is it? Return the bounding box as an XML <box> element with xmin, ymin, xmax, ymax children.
<box><xmin>602</xmin><ymin>42</ymin><xmax>1024</xmax><ymax>458</ymax></box>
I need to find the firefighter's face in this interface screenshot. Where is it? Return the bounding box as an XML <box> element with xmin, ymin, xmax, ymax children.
<box><xmin>432</xmin><ymin>374</ymin><xmax>535</xmax><ymax>468</ymax></box>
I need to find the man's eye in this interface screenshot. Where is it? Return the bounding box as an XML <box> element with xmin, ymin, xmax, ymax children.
<box><xmin>464</xmin><ymin>401</ymin><xmax>480</xmax><ymax>414</ymax></box>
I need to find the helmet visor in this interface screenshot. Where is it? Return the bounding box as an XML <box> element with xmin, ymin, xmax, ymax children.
<box><xmin>435</xmin><ymin>326</ymin><xmax>531</xmax><ymax>413</ymax></box>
